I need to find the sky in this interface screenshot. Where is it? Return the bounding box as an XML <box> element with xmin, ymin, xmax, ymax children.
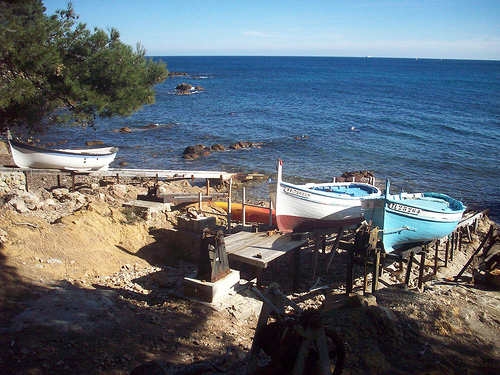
<box><xmin>43</xmin><ymin>1</ymin><xmax>500</xmax><ymax>60</ymax></box>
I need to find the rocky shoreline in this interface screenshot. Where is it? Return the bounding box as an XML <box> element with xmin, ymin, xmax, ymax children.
<box><xmin>1</xmin><ymin>145</ymin><xmax>500</xmax><ymax>374</ymax></box>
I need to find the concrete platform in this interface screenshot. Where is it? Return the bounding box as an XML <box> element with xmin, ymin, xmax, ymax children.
<box><xmin>182</xmin><ymin>269</ymin><xmax>241</xmax><ymax>303</ymax></box>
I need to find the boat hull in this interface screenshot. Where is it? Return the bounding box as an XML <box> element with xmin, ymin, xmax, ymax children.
<box><xmin>362</xmin><ymin>189</ymin><xmax>466</xmax><ymax>253</ymax></box>
<box><xmin>215</xmin><ymin>202</ymin><xmax>276</xmax><ymax>225</ymax></box>
<box><xmin>9</xmin><ymin>140</ymin><xmax>118</xmax><ymax>171</ymax></box>
<box><xmin>271</xmin><ymin>160</ymin><xmax>382</xmax><ymax>233</ymax></box>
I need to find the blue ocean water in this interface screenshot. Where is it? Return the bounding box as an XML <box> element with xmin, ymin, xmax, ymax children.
<box><xmin>35</xmin><ymin>57</ymin><xmax>500</xmax><ymax>221</ymax></box>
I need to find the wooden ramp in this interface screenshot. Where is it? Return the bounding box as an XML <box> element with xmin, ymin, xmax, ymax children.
<box><xmin>0</xmin><ymin>166</ymin><xmax>238</xmax><ymax>181</ymax></box>
<box><xmin>94</xmin><ymin>168</ymin><xmax>237</xmax><ymax>180</ymax></box>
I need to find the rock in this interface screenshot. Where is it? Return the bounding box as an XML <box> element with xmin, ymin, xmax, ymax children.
<box><xmin>43</xmin><ymin>198</ymin><xmax>57</xmax><ymax>207</ymax></box>
<box><xmin>10</xmin><ymin>198</ymin><xmax>29</xmax><ymax>213</ymax></box>
<box><xmin>35</xmin><ymin>187</ymin><xmax>52</xmax><ymax>200</ymax></box>
<box><xmin>109</xmin><ymin>184</ymin><xmax>128</xmax><ymax>200</ymax></box>
<box><xmin>194</xmin><ymin>86</ymin><xmax>204</xmax><ymax>90</ymax></box>
<box><xmin>68</xmin><ymin>191</ymin><xmax>87</xmax><ymax>205</ymax></box>
<box><xmin>175</xmin><ymin>83</ymin><xmax>192</xmax><ymax>91</ymax></box>
<box><xmin>151</xmin><ymin>272</ymin><xmax>175</xmax><ymax>288</ymax></box>
<box><xmin>142</xmin><ymin>123</ymin><xmax>159</xmax><ymax>129</ymax></box>
<box><xmin>86</xmin><ymin>140</ymin><xmax>104</xmax><ymax>146</ymax></box>
<box><xmin>340</xmin><ymin>170</ymin><xmax>375</xmax><ymax>183</ymax></box>
<box><xmin>47</xmin><ymin>258</ymin><xmax>63</xmax><ymax>264</ymax></box>
<box><xmin>368</xmin><ymin>305</ymin><xmax>398</xmax><ymax>323</ymax></box>
<box><xmin>20</xmin><ymin>191</ymin><xmax>40</xmax><ymax>208</ymax></box>
<box><xmin>51</xmin><ymin>188</ymin><xmax>70</xmax><ymax>201</ymax></box>
<box><xmin>169</xmin><ymin>72</ymin><xmax>188</xmax><ymax>77</ymax></box>
<box><xmin>211</xmin><ymin>144</ymin><xmax>225</xmax><ymax>151</ymax></box>
<box><xmin>0</xmin><ymin>228</ymin><xmax>8</xmax><ymax>243</ymax></box>
<box><xmin>119</xmin><ymin>161</ymin><xmax>128</xmax><ymax>167</ymax></box>
<box><xmin>229</xmin><ymin>141</ymin><xmax>261</xmax><ymax>149</ymax></box>
<box><xmin>119</xmin><ymin>127</ymin><xmax>132</xmax><ymax>133</ymax></box>
<box><xmin>182</xmin><ymin>144</ymin><xmax>211</xmax><ymax>159</ymax></box>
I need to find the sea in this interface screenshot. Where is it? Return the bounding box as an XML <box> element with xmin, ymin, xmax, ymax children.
<box><xmin>34</xmin><ymin>57</ymin><xmax>500</xmax><ymax>222</ymax></box>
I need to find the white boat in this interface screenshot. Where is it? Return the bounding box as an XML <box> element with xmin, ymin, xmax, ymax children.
<box><xmin>8</xmin><ymin>139</ymin><xmax>118</xmax><ymax>171</ymax></box>
<box><xmin>270</xmin><ymin>160</ymin><xmax>382</xmax><ymax>233</ymax></box>
<box><xmin>361</xmin><ymin>179</ymin><xmax>466</xmax><ymax>253</ymax></box>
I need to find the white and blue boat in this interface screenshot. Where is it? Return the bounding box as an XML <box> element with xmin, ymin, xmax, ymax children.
<box><xmin>270</xmin><ymin>160</ymin><xmax>382</xmax><ymax>233</ymax></box>
<box><xmin>361</xmin><ymin>179</ymin><xmax>466</xmax><ymax>253</ymax></box>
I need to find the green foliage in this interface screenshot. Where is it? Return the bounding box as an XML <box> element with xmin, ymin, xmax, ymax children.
<box><xmin>0</xmin><ymin>0</ymin><xmax>168</xmax><ymax>132</ymax></box>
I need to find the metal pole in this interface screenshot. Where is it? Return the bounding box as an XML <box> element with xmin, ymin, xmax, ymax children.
<box><xmin>242</xmin><ymin>187</ymin><xmax>246</xmax><ymax>226</ymax></box>
<box><xmin>227</xmin><ymin>195</ymin><xmax>232</xmax><ymax>234</ymax></box>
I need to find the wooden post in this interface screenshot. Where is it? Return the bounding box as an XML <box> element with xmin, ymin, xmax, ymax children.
<box><xmin>418</xmin><ymin>250</ymin><xmax>426</xmax><ymax>291</ymax></box>
<box><xmin>117</xmin><ymin>173</ymin><xmax>120</xmax><ymax>184</ymax></box>
<box><xmin>71</xmin><ymin>173</ymin><xmax>75</xmax><ymax>192</ymax></box>
<box><xmin>454</xmin><ymin>225</ymin><xmax>495</xmax><ymax>282</ymax></box>
<box><xmin>363</xmin><ymin>253</ymin><xmax>369</xmax><ymax>294</ymax></box>
<box><xmin>450</xmin><ymin>232</ymin><xmax>455</xmax><ymax>262</ymax></box>
<box><xmin>325</xmin><ymin>227</ymin><xmax>343</xmax><ymax>271</ymax></box>
<box><xmin>242</xmin><ymin>187</ymin><xmax>246</xmax><ymax>227</ymax></box>
<box><xmin>57</xmin><ymin>174</ymin><xmax>61</xmax><ymax>187</ymax></box>
<box><xmin>466</xmin><ymin>226</ymin><xmax>472</xmax><ymax>242</ymax></box>
<box><xmin>445</xmin><ymin>238</ymin><xmax>450</xmax><ymax>267</ymax></box>
<box><xmin>404</xmin><ymin>252</ymin><xmax>414</xmax><ymax>286</ymax></box>
<box><xmin>458</xmin><ymin>227</ymin><xmax>463</xmax><ymax>252</ymax></box>
<box><xmin>255</xmin><ymin>267</ymin><xmax>262</xmax><ymax>288</ymax></box>
<box><xmin>293</xmin><ymin>245</ymin><xmax>300</xmax><ymax>292</ymax></box>
<box><xmin>346</xmin><ymin>245</ymin><xmax>354</xmax><ymax>295</ymax></box>
<box><xmin>312</xmin><ymin>232</ymin><xmax>321</xmax><ymax>280</ymax></box>
<box><xmin>198</xmin><ymin>192</ymin><xmax>202</xmax><ymax>212</ymax></box>
<box><xmin>434</xmin><ymin>241</ymin><xmax>439</xmax><ymax>275</ymax></box>
<box><xmin>206</xmin><ymin>178</ymin><xmax>210</xmax><ymax>197</ymax></box>
<box><xmin>372</xmin><ymin>250</ymin><xmax>381</xmax><ymax>293</ymax></box>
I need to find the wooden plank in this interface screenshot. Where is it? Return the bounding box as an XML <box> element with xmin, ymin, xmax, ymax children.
<box><xmin>457</xmin><ymin>210</ymin><xmax>487</xmax><ymax>228</ymax></box>
<box><xmin>225</xmin><ymin>231</ymin><xmax>308</xmax><ymax>268</ymax></box>
<box><xmin>226</xmin><ymin>231</ymin><xmax>294</xmax><ymax>254</ymax></box>
<box><xmin>224</xmin><ymin>231</ymin><xmax>264</xmax><ymax>254</ymax></box>
<box><xmin>228</xmin><ymin>246</ymin><xmax>286</xmax><ymax>268</ymax></box>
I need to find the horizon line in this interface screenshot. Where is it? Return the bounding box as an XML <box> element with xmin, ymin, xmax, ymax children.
<box><xmin>146</xmin><ymin>55</ymin><xmax>500</xmax><ymax>62</ymax></box>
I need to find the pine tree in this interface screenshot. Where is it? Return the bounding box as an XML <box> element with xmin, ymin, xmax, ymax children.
<box><xmin>0</xmin><ymin>0</ymin><xmax>168</xmax><ymax>132</ymax></box>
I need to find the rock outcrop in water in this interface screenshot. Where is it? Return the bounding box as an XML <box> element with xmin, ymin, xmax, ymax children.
<box><xmin>182</xmin><ymin>141</ymin><xmax>263</xmax><ymax>159</ymax></box>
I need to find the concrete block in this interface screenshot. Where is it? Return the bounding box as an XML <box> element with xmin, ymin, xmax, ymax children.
<box><xmin>183</xmin><ymin>269</ymin><xmax>240</xmax><ymax>303</ymax></box>
<box><xmin>178</xmin><ymin>215</ymin><xmax>216</xmax><ymax>232</ymax></box>
<box><xmin>163</xmin><ymin>228</ymin><xmax>203</xmax><ymax>262</ymax></box>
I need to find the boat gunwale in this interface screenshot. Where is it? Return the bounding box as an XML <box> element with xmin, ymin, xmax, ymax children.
<box><xmin>279</xmin><ymin>180</ymin><xmax>381</xmax><ymax>200</ymax></box>
<box><xmin>385</xmin><ymin>205</ymin><xmax>464</xmax><ymax>223</ymax></box>
<box><xmin>385</xmin><ymin>193</ymin><xmax>466</xmax><ymax>214</ymax></box>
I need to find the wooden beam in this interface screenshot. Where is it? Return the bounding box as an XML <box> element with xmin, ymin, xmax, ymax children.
<box><xmin>454</xmin><ymin>225</ymin><xmax>495</xmax><ymax>282</ymax></box>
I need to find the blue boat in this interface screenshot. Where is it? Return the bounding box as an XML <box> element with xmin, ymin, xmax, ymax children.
<box><xmin>361</xmin><ymin>179</ymin><xmax>466</xmax><ymax>253</ymax></box>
